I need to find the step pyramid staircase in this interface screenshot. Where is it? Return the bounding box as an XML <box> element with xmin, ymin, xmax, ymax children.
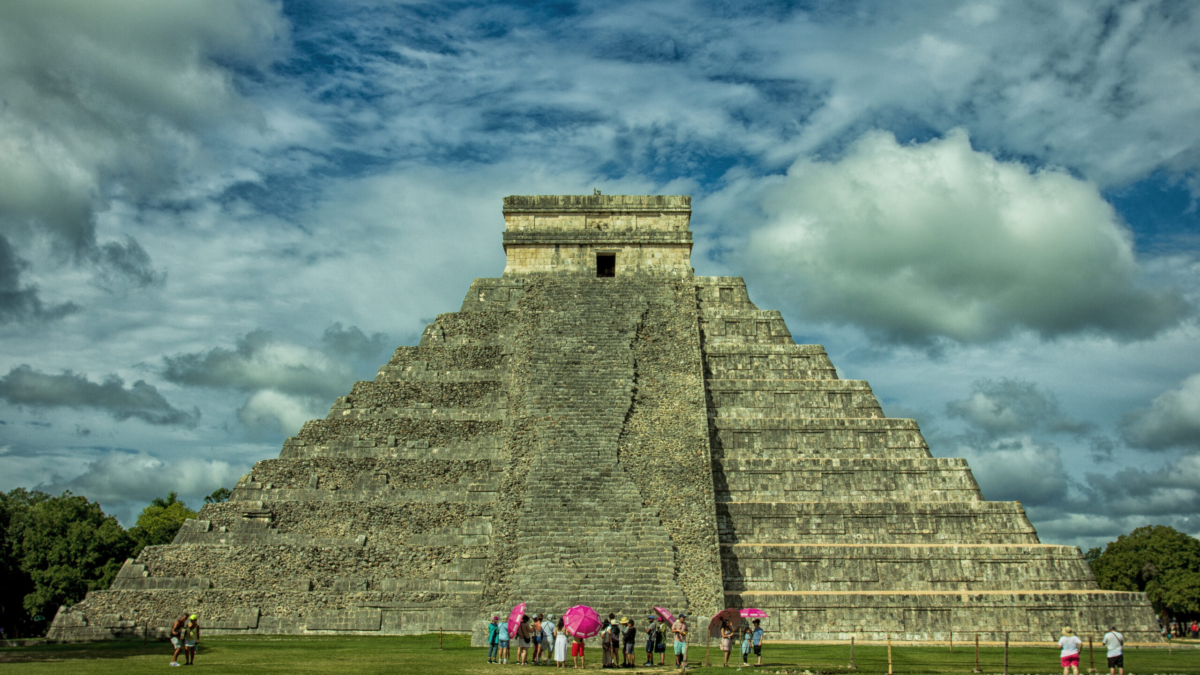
<box><xmin>49</xmin><ymin>195</ymin><xmax>1158</xmax><ymax>643</ymax></box>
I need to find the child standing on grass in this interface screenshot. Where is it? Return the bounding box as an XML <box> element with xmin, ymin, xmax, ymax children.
<box><xmin>571</xmin><ymin>630</ymin><xmax>586</xmax><ymax>669</ymax></box>
<box><xmin>740</xmin><ymin>626</ymin><xmax>751</xmax><ymax>666</ymax></box>
<box><xmin>751</xmin><ymin>618</ymin><xmax>764</xmax><ymax>666</ymax></box>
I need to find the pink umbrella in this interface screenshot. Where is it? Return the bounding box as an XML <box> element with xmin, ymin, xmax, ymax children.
<box><xmin>507</xmin><ymin>602</ymin><xmax>526</xmax><ymax>637</ymax></box>
<box><xmin>710</xmin><ymin>608</ymin><xmax>742</xmax><ymax>631</ymax></box>
<box><xmin>563</xmin><ymin>605</ymin><xmax>602</xmax><ymax>639</ymax></box>
<box><xmin>653</xmin><ymin>607</ymin><xmax>675</xmax><ymax>624</ymax></box>
<box><xmin>739</xmin><ymin>608</ymin><xmax>768</xmax><ymax>619</ymax></box>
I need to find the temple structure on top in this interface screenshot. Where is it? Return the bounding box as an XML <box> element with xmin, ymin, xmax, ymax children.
<box><xmin>51</xmin><ymin>195</ymin><xmax>1159</xmax><ymax>643</ymax></box>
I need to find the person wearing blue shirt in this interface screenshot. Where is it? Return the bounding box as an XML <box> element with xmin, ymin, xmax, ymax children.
<box><xmin>498</xmin><ymin>619</ymin><xmax>511</xmax><ymax>664</ymax></box>
<box><xmin>751</xmin><ymin>619</ymin><xmax>764</xmax><ymax>666</ymax></box>
<box><xmin>487</xmin><ymin>616</ymin><xmax>501</xmax><ymax>663</ymax></box>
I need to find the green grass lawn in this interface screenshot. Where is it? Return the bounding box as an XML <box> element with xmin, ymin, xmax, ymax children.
<box><xmin>2</xmin><ymin>634</ymin><xmax>1197</xmax><ymax>675</ymax></box>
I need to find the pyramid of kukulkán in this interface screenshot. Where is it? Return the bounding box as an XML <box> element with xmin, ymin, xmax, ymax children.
<box><xmin>51</xmin><ymin>195</ymin><xmax>1160</xmax><ymax>643</ymax></box>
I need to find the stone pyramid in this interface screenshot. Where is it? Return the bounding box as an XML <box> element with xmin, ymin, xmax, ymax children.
<box><xmin>51</xmin><ymin>195</ymin><xmax>1159</xmax><ymax>643</ymax></box>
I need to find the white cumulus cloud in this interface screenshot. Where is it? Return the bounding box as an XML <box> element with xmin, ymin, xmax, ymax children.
<box><xmin>741</xmin><ymin>129</ymin><xmax>1188</xmax><ymax>344</ymax></box>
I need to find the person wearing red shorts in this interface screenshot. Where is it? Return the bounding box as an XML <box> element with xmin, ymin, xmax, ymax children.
<box><xmin>1058</xmin><ymin>626</ymin><xmax>1083</xmax><ymax>675</ymax></box>
<box><xmin>571</xmin><ymin>631</ymin><xmax>586</xmax><ymax>669</ymax></box>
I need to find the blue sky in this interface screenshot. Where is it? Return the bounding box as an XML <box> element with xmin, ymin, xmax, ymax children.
<box><xmin>1</xmin><ymin>0</ymin><xmax>1198</xmax><ymax>548</ymax></box>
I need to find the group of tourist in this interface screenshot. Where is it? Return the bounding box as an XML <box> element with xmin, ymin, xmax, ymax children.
<box><xmin>715</xmin><ymin>618</ymin><xmax>765</xmax><ymax>667</ymax></box>
<box><xmin>167</xmin><ymin>613</ymin><xmax>201</xmax><ymax>667</ymax></box>
<box><xmin>1057</xmin><ymin>626</ymin><xmax>1125</xmax><ymax>675</ymax></box>
<box><xmin>1160</xmin><ymin>617</ymin><xmax>1199</xmax><ymax>639</ymax></box>
<box><xmin>486</xmin><ymin>611</ymin><xmax>765</xmax><ymax>669</ymax></box>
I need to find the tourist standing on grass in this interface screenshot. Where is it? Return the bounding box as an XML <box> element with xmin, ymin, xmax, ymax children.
<box><xmin>656</xmin><ymin>617</ymin><xmax>668</xmax><ymax>665</ymax></box>
<box><xmin>169</xmin><ymin>613</ymin><xmax>188</xmax><ymax>667</ymax></box>
<box><xmin>554</xmin><ymin>619</ymin><xmax>568</xmax><ymax>668</ymax></box>
<box><xmin>600</xmin><ymin>619</ymin><xmax>612</xmax><ymax>667</ymax></box>
<box><xmin>673</xmin><ymin>613</ymin><xmax>689</xmax><ymax>669</ymax></box>
<box><xmin>572</xmin><ymin>628</ymin><xmax>586</xmax><ymax>669</ymax></box>
<box><xmin>533</xmin><ymin>614</ymin><xmax>544</xmax><ymax>664</ymax></box>
<box><xmin>720</xmin><ymin>619</ymin><xmax>734</xmax><ymax>666</ymax></box>
<box><xmin>1191</xmin><ymin>620</ymin><xmax>1198</xmax><ymax>638</ymax></box>
<box><xmin>741</xmin><ymin>626</ymin><xmax>752</xmax><ymax>666</ymax></box>
<box><xmin>643</xmin><ymin>615</ymin><xmax>657</xmax><ymax>666</ymax></box>
<box><xmin>498</xmin><ymin>616</ymin><xmax>511</xmax><ymax>664</ymax></box>
<box><xmin>543</xmin><ymin>614</ymin><xmax>556</xmax><ymax>664</ymax></box>
<box><xmin>182</xmin><ymin>615</ymin><xmax>200</xmax><ymax>666</ymax></box>
<box><xmin>1103</xmin><ymin>625</ymin><xmax>1124</xmax><ymax>675</ymax></box>
<box><xmin>487</xmin><ymin>615</ymin><xmax>501</xmax><ymax>664</ymax></box>
<box><xmin>623</xmin><ymin>617</ymin><xmax>637</xmax><ymax>666</ymax></box>
<box><xmin>1058</xmin><ymin>626</ymin><xmax>1082</xmax><ymax>675</ymax></box>
<box><xmin>751</xmin><ymin>618</ymin><xmax>764</xmax><ymax>666</ymax></box>
<box><xmin>518</xmin><ymin>614</ymin><xmax>534</xmax><ymax>665</ymax></box>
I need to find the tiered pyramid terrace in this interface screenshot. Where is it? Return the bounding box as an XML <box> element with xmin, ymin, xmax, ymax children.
<box><xmin>50</xmin><ymin>195</ymin><xmax>1158</xmax><ymax>643</ymax></box>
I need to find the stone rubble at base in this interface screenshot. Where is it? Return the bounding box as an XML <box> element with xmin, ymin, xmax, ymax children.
<box><xmin>48</xmin><ymin>195</ymin><xmax>1160</xmax><ymax>644</ymax></box>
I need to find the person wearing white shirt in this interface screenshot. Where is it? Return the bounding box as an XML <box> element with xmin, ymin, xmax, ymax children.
<box><xmin>1058</xmin><ymin>626</ymin><xmax>1083</xmax><ymax>675</ymax></box>
<box><xmin>1102</xmin><ymin>625</ymin><xmax>1124</xmax><ymax>675</ymax></box>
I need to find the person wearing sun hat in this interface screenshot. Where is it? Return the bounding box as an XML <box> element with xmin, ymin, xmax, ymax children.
<box><xmin>1058</xmin><ymin>626</ymin><xmax>1082</xmax><ymax>675</ymax></box>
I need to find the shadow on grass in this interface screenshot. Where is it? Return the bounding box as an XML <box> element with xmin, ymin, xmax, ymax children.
<box><xmin>0</xmin><ymin>641</ymin><xmax>167</xmax><ymax>663</ymax></box>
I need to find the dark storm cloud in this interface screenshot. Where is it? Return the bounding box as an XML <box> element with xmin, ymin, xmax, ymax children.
<box><xmin>90</xmin><ymin>236</ymin><xmax>166</xmax><ymax>291</ymax></box>
<box><xmin>0</xmin><ymin>234</ymin><xmax>79</xmax><ymax>323</ymax></box>
<box><xmin>162</xmin><ymin>329</ymin><xmax>354</xmax><ymax>397</ymax></box>
<box><xmin>321</xmin><ymin>323</ymin><xmax>389</xmax><ymax>362</ymax></box>
<box><xmin>946</xmin><ymin>378</ymin><xmax>1092</xmax><ymax>438</ymax></box>
<box><xmin>0</xmin><ymin>365</ymin><xmax>198</xmax><ymax>427</ymax></box>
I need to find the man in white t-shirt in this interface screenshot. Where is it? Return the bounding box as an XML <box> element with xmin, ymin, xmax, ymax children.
<box><xmin>1102</xmin><ymin>625</ymin><xmax>1124</xmax><ymax>675</ymax></box>
<box><xmin>1058</xmin><ymin>626</ymin><xmax>1082</xmax><ymax>675</ymax></box>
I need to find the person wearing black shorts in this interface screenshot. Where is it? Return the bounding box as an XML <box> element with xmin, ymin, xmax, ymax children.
<box><xmin>1102</xmin><ymin>626</ymin><xmax>1124</xmax><ymax>675</ymax></box>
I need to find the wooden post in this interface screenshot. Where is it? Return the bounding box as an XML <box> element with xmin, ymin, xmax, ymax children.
<box><xmin>887</xmin><ymin>635</ymin><xmax>893</xmax><ymax>675</ymax></box>
<box><xmin>143</xmin><ymin>622</ymin><xmax>148</xmax><ymax>646</ymax></box>
<box><xmin>1088</xmin><ymin>635</ymin><xmax>1095</xmax><ymax>673</ymax></box>
<box><xmin>705</xmin><ymin>628</ymin><xmax>711</xmax><ymax>667</ymax></box>
<box><xmin>1004</xmin><ymin>632</ymin><xmax>1010</xmax><ymax>675</ymax></box>
<box><xmin>950</xmin><ymin>631</ymin><xmax>953</xmax><ymax>652</ymax></box>
<box><xmin>973</xmin><ymin>634</ymin><xmax>981</xmax><ymax>673</ymax></box>
<box><xmin>439</xmin><ymin>626</ymin><xmax>443</xmax><ymax>650</ymax></box>
<box><xmin>849</xmin><ymin>635</ymin><xmax>856</xmax><ymax>670</ymax></box>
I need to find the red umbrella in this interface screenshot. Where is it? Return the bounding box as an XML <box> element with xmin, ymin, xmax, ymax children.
<box><xmin>653</xmin><ymin>607</ymin><xmax>675</xmax><ymax>624</ymax></box>
<box><xmin>563</xmin><ymin>605</ymin><xmax>602</xmax><ymax>639</ymax></box>
<box><xmin>740</xmin><ymin>608</ymin><xmax>769</xmax><ymax>619</ymax></box>
<box><xmin>507</xmin><ymin>602</ymin><xmax>526</xmax><ymax>638</ymax></box>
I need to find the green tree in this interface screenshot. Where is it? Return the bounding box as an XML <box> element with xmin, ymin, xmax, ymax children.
<box><xmin>1</xmin><ymin>489</ymin><xmax>135</xmax><ymax>630</ymax></box>
<box><xmin>204</xmin><ymin>487</ymin><xmax>232</xmax><ymax>504</ymax></box>
<box><xmin>128</xmin><ymin>492</ymin><xmax>197</xmax><ymax>554</ymax></box>
<box><xmin>1090</xmin><ymin>525</ymin><xmax>1200</xmax><ymax>619</ymax></box>
<box><xmin>0</xmin><ymin>489</ymin><xmax>43</xmax><ymax>635</ymax></box>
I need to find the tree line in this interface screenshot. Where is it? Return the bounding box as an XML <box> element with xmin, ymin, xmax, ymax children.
<box><xmin>0</xmin><ymin>487</ymin><xmax>229</xmax><ymax>638</ymax></box>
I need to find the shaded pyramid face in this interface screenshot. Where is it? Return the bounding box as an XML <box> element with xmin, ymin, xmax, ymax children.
<box><xmin>51</xmin><ymin>195</ymin><xmax>1159</xmax><ymax>643</ymax></box>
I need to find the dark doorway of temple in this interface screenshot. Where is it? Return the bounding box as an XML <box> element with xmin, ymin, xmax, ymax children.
<box><xmin>596</xmin><ymin>253</ymin><xmax>615</xmax><ymax>277</ymax></box>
